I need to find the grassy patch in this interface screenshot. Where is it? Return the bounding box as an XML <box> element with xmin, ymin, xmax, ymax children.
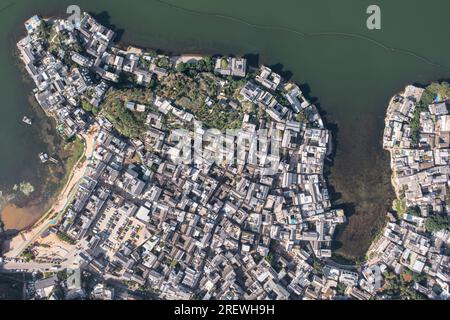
<box><xmin>100</xmin><ymin>88</ymin><xmax>152</xmax><ymax>138</ymax></box>
<box><xmin>57</xmin><ymin>231</ymin><xmax>75</xmax><ymax>244</ymax></box>
<box><xmin>59</xmin><ymin>136</ymin><xmax>85</xmax><ymax>190</ymax></box>
<box><xmin>220</xmin><ymin>58</ymin><xmax>229</xmax><ymax>69</ymax></box>
<box><xmin>394</xmin><ymin>196</ymin><xmax>407</xmax><ymax>217</ymax></box>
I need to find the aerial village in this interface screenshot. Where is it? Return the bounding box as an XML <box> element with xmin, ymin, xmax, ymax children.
<box><xmin>1</xmin><ymin>12</ymin><xmax>448</xmax><ymax>300</ymax></box>
<box><xmin>377</xmin><ymin>84</ymin><xmax>450</xmax><ymax>299</ymax></box>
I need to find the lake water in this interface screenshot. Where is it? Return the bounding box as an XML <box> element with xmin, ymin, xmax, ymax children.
<box><xmin>1</xmin><ymin>0</ymin><xmax>450</xmax><ymax>259</ymax></box>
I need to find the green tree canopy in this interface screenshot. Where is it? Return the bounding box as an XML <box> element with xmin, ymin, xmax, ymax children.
<box><xmin>425</xmin><ymin>215</ymin><xmax>450</xmax><ymax>233</ymax></box>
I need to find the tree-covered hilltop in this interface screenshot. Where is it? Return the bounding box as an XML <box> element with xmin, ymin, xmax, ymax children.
<box><xmin>381</xmin><ymin>269</ymin><xmax>428</xmax><ymax>300</ymax></box>
<box><xmin>99</xmin><ymin>60</ymin><xmax>253</xmax><ymax>139</ymax></box>
<box><xmin>419</xmin><ymin>81</ymin><xmax>450</xmax><ymax>106</ymax></box>
<box><xmin>100</xmin><ymin>88</ymin><xmax>152</xmax><ymax>138</ymax></box>
<box><xmin>152</xmin><ymin>71</ymin><xmax>245</xmax><ymax>129</ymax></box>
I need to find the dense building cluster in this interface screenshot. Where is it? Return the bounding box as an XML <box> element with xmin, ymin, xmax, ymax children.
<box><xmin>372</xmin><ymin>85</ymin><xmax>450</xmax><ymax>299</ymax></box>
<box><xmin>9</xmin><ymin>12</ymin><xmax>449</xmax><ymax>300</ymax></box>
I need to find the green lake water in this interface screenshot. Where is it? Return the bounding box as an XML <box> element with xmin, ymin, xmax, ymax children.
<box><xmin>1</xmin><ymin>0</ymin><xmax>450</xmax><ymax>259</ymax></box>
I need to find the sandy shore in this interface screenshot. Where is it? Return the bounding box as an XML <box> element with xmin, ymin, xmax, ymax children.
<box><xmin>1</xmin><ymin>204</ymin><xmax>44</xmax><ymax>231</ymax></box>
<box><xmin>3</xmin><ymin>125</ymin><xmax>98</xmax><ymax>258</ymax></box>
<box><xmin>176</xmin><ymin>54</ymin><xmax>206</xmax><ymax>64</ymax></box>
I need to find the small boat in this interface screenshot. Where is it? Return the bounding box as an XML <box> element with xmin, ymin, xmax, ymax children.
<box><xmin>39</xmin><ymin>152</ymin><xmax>49</xmax><ymax>163</ymax></box>
<box><xmin>22</xmin><ymin>116</ymin><xmax>32</xmax><ymax>125</ymax></box>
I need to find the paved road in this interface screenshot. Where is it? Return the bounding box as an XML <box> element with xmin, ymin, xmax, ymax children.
<box><xmin>1</xmin><ymin>261</ymin><xmax>74</xmax><ymax>272</ymax></box>
<box><xmin>1</xmin><ymin>245</ymin><xmax>81</xmax><ymax>272</ymax></box>
<box><xmin>324</xmin><ymin>258</ymin><xmax>359</xmax><ymax>271</ymax></box>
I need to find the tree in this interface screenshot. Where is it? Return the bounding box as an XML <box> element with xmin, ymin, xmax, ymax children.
<box><xmin>408</xmin><ymin>206</ymin><xmax>421</xmax><ymax>217</ymax></box>
<box><xmin>102</xmin><ymin>99</ymin><xmax>145</xmax><ymax>138</ymax></box>
<box><xmin>81</xmin><ymin>100</ymin><xmax>93</xmax><ymax>112</ymax></box>
<box><xmin>425</xmin><ymin>215</ymin><xmax>450</xmax><ymax>233</ymax></box>
<box><xmin>37</xmin><ymin>20</ymin><xmax>52</xmax><ymax>41</ymax></box>
<box><xmin>421</xmin><ymin>82</ymin><xmax>450</xmax><ymax>106</ymax></box>
<box><xmin>203</xmin><ymin>56</ymin><xmax>214</xmax><ymax>72</ymax></box>
<box><xmin>394</xmin><ymin>196</ymin><xmax>407</xmax><ymax>217</ymax></box>
<box><xmin>176</xmin><ymin>62</ymin><xmax>187</xmax><ymax>73</ymax></box>
<box><xmin>313</xmin><ymin>260</ymin><xmax>323</xmax><ymax>275</ymax></box>
<box><xmin>252</xmin><ymin>253</ymin><xmax>263</xmax><ymax>264</ymax></box>
<box><xmin>57</xmin><ymin>232</ymin><xmax>75</xmax><ymax>244</ymax></box>
<box><xmin>265</xmin><ymin>252</ymin><xmax>275</xmax><ymax>265</ymax></box>
<box><xmin>57</xmin><ymin>269</ymin><xmax>68</xmax><ymax>281</ymax></box>
<box><xmin>22</xmin><ymin>249</ymin><xmax>35</xmax><ymax>262</ymax></box>
<box><xmin>409</xmin><ymin>101</ymin><xmax>426</xmax><ymax>146</ymax></box>
<box><xmin>156</xmin><ymin>56</ymin><xmax>170</xmax><ymax>68</ymax></box>
<box><xmin>220</xmin><ymin>58</ymin><xmax>229</xmax><ymax>69</ymax></box>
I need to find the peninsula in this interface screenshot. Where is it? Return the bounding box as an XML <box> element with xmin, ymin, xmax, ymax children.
<box><xmin>2</xmin><ymin>11</ymin><xmax>449</xmax><ymax>301</ymax></box>
<box><xmin>3</xmin><ymin>12</ymin><xmax>346</xmax><ymax>300</ymax></box>
<box><xmin>369</xmin><ymin>83</ymin><xmax>450</xmax><ymax>299</ymax></box>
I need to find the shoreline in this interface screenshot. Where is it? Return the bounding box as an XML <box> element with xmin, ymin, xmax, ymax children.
<box><xmin>3</xmin><ymin>11</ymin><xmax>348</xmax><ymax>258</ymax></box>
<box><xmin>0</xmin><ymin>92</ymin><xmax>67</xmax><ymax>233</ymax></box>
<box><xmin>364</xmin><ymin>84</ymin><xmax>426</xmax><ymax>253</ymax></box>
<box><xmin>5</xmin><ymin>11</ymin><xmax>382</xmax><ymax>266</ymax></box>
<box><xmin>0</xmin><ymin>24</ymin><xmax>79</xmax><ymax>232</ymax></box>
<box><xmin>3</xmin><ymin>126</ymin><xmax>97</xmax><ymax>258</ymax></box>
<box><xmin>5</xmin><ymin>12</ymin><xmax>342</xmax><ymax>251</ymax></box>
<box><xmin>0</xmin><ymin>17</ymin><xmax>212</xmax><ymax>234</ymax></box>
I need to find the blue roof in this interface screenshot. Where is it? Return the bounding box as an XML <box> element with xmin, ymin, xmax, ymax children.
<box><xmin>126</xmin><ymin>101</ymin><xmax>136</xmax><ymax>110</ymax></box>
